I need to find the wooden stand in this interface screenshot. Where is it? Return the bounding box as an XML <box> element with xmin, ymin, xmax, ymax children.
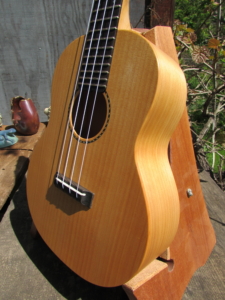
<box><xmin>122</xmin><ymin>26</ymin><xmax>216</xmax><ymax>300</ymax></box>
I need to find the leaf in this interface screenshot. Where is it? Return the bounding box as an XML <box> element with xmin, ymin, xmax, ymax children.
<box><xmin>191</xmin><ymin>46</ymin><xmax>210</xmax><ymax>63</ymax></box>
<box><xmin>176</xmin><ymin>46</ymin><xmax>182</xmax><ymax>52</ymax></box>
<box><xmin>177</xmin><ymin>24</ymin><xmax>187</xmax><ymax>31</ymax></box>
<box><xmin>187</xmin><ymin>28</ymin><xmax>195</xmax><ymax>33</ymax></box>
<box><xmin>208</xmin><ymin>38</ymin><xmax>220</xmax><ymax>49</ymax></box>
<box><xmin>183</xmin><ymin>36</ymin><xmax>192</xmax><ymax>45</ymax></box>
<box><xmin>174</xmin><ymin>19</ymin><xmax>181</xmax><ymax>26</ymax></box>
<box><xmin>190</xmin><ymin>32</ymin><xmax>197</xmax><ymax>43</ymax></box>
<box><xmin>180</xmin><ymin>32</ymin><xmax>197</xmax><ymax>45</ymax></box>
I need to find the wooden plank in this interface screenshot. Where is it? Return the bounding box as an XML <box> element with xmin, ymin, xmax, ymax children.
<box><xmin>0</xmin><ymin>150</ymin><xmax>29</xmax><ymax>209</ymax></box>
<box><xmin>1</xmin><ymin>123</ymin><xmax>46</xmax><ymax>151</ymax></box>
<box><xmin>0</xmin><ymin>123</ymin><xmax>45</xmax><ymax>209</ymax></box>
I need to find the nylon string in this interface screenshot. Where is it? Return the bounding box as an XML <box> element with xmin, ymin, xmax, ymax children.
<box><xmin>57</xmin><ymin>0</ymin><xmax>117</xmax><ymax>194</ymax></box>
<box><xmin>76</xmin><ymin>1</ymin><xmax>117</xmax><ymax>190</ymax></box>
<box><xmin>56</xmin><ymin>0</ymin><xmax>97</xmax><ymax>184</ymax></box>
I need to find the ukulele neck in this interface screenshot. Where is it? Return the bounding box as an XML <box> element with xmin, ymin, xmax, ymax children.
<box><xmin>78</xmin><ymin>0</ymin><xmax>125</xmax><ymax>93</ymax></box>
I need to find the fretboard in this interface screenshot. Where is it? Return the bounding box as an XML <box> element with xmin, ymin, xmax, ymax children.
<box><xmin>78</xmin><ymin>0</ymin><xmax>123</xmax><ymax>93</ymax></box>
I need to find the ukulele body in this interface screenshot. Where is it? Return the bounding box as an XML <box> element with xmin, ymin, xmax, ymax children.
<box><xmin>27</xmin><ymin>29</ymin><xmax>186</xmax><ymax>287</ymax></box>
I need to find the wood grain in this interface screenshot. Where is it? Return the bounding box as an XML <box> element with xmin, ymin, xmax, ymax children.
<box><xmin>0</xmin><ymin>123</ymin><xmax>45</xmax><ymax>209</ymax></box>
<box><xmin>149</xmin><ymin>0</ymin><xmax>175</xmax><ymax>28</ymax></box>
<box><xmin>26</xmin><ymin>24</ymin><xmax>186</xmax><ymax>287</ymax></box>
<box><xmin>0</xmin><ymin>0</ymin><xmax>145</xmax><ymax>125</ymax></box>
<box><xmin>123</xmin><ymin>26</ymin><xmax>216</xmax><ymax>300</ymax></box>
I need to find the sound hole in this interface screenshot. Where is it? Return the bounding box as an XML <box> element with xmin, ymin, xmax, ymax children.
<box><xmin>71</xmin><ymin>90</ymin><xmax>108</xmax><ymax>141</ymax></box>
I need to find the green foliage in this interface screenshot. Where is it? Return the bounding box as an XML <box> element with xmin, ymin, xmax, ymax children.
<box><xmin>206</xmin><ymin>149</ymin><xmax>225</xmax><ymax>172</ymax></box>
<box><xmin>174</xmin><ymin>0</ymin><xmax>225</xmax><ymax>187</ymax></box>
<box><xmin>175</xmin><ymin>0</ymin><xmax>225</xmax><ymax>42</ymax></box>
<box><xmin>175</xmin><ymin>0</ymin><xmax>209</xmax><ymax>28</ymax></box>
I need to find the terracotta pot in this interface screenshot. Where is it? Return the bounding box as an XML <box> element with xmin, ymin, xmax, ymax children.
<box><xmin>11</xmin><ymin>96</ymin><xmax>40</xmax><ymax>135</ymax></box>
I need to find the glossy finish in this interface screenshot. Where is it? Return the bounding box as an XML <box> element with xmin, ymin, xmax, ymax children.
<box><xmin>11</xmin><ymin>96</ymin><xmax>39</xmax><ymax>135</ymax></box>
<box><xmin>26</xmin><ymin>1</ymin><xmax>187</xmax><ymax>287</ymax></box>
<box><xmin>123</xmin><ymin>26</ymin><xmax>216</xmax><ymax>300</ymax></box>
<box><xmin>0</xmin><ymin>128</ymin><xmax>18</xmax><ymax>148</ymax></box>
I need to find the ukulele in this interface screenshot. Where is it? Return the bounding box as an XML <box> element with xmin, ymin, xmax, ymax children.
<box><xmin>27</xmin><ymin>0</ymin><xmax>187</xmax><ymax>287</ymax></box>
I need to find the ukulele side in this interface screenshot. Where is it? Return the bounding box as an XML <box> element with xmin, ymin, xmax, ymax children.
<box><xmin>27</xmin><ymin>29</ymin><xmax>186</xmax><ymax>287</ymax></box>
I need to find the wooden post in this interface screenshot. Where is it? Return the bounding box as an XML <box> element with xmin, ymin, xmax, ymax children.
<box><xmin>145</xmin><ymin>0</ymin><xmax>175</xmax><ymax>28</ymax></box>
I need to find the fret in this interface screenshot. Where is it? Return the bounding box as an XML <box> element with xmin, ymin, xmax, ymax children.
<box><xmin>85</xmin><ymin>41</ymin><xmax>115</xmax><ymax>50</ymax></box>
<box><xmin>81</xmin><ymin>63</ymin><xmax>111</xmax><ymax>67</ymax></box>
<box><xmin>87</xmin><ymin>32</ymin><xmax>116</xmax><ymax>39</ymax></box>
<box><xmin>88</xmin><ymin>27</ymin><xmax>117</xmax><ymax>33</ymax></box>
<box><xmin>82</xmin><ymin>83</ymin><xmax>107</xmax><ymax>88</ymax></box>
<box><xmin>80</xmin><ymin>70</ymin><xmax>109</xmax><ymax>74</ymax></box>
<box><xmin>90</xmin><ymin>16</ymin><xmax>119</xmax><ymax>23</ymax></box>
<box><xmin>93</xmin><ymin>0</ymin><xmax>122</xmax><ymax>8</ymax></box>
<box><xmin>86</xmin><ymin>37</ymin><xmax>115</xmax><ymax>42</ymax></box>
<box><xmin>79</xmin><ymin>0</ymin><xmax>123</xmax><ymax>92</ymax></box>
<box><xmin>93</xmin><ymin>5</ymin><xmax>121</xmax><ymax>13</ymax></box>
<box><xmin>83</xmin><ymin>55</ymin><xmax>112</xmax><ymax>59</ymax></box>
<box><xmin>93</xmin><ymin>0</ymin><xmax>122</xmax><ymax>2</ymax></box>
<box><xmin>84</xmin><ymin>46</ymin><xmax>114</xmax><ymax>51</ymax></box>
<box><xmin>79</xmin><ymin>77</ymin><xmax>108</xmax><ymax>82</ymax></box>
<box><xmin>92</xmin><ymin>6</ymin><xmax>121</xmax><ymax>21</ymax></box>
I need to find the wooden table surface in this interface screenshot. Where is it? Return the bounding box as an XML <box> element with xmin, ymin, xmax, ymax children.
<box><xmin>0</xmin><ymin>123</ymin><xmax>45</xmax><ymax>209</ymax></box>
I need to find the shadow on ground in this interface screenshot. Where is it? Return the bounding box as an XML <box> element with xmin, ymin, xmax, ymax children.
<box><xmin>9</xmin><ymin>178</ymin><xmax>128</xmax><ymax>300</ymax></box>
